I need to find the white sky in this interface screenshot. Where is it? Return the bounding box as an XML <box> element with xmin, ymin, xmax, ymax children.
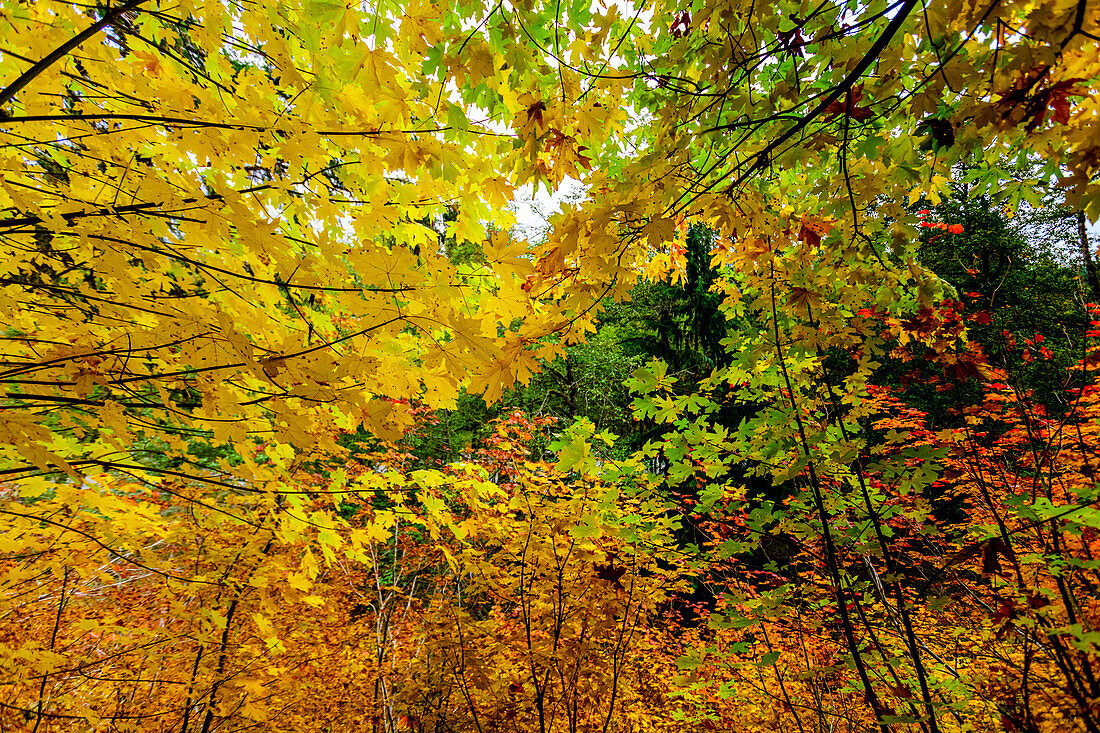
<box><xmin>508</xmin><ymin>177</ymin><xmax>587</xmax><ymax>242</ymax></box>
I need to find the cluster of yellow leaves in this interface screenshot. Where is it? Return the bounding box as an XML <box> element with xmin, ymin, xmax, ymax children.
<box><xmin>0</xmin><ymin>414</ymin><xmax>696</xmax><ymax>732</ymax></box>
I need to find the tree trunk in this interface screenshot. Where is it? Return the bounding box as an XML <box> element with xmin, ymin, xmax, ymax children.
<box><xmin>1077</xmin><ymin>211</ymin><xmax>1100</xmax><ymax>303</ymax></box>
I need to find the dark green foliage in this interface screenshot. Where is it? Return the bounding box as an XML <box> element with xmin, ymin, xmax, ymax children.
<box><xmin>611</xmin><ymin>224</ymin><xmax>729</xmax><ymax>375</ymax></box>
<box><xmin>897</xmin><ymin>187</ymin><xmax>1088</xmax><ymax>423</ymax></box>
<box><xmin>399</xmin><ymin>391</ymin><xmax>493</xmax><ymax>465</ymax></box>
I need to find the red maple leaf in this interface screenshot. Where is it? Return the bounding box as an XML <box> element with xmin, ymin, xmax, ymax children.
<box><xmin>543</xmin><ymin>128</ymin><xmax>567</xmax><ymax>151</ymax></box>
<box><xmin>823</xmin><ymin>85</ymin><xmax>874</xmax><ymax>121</ymax></box>
<box><xmin>595</xmin><ymin>561</ymin><xmax>626</xmax><ymax>588</ymax></box>
<box><xmin>797</xmin><ymin>216</ymin><xmax>834</xmax><ymax>246</ymax></box>
<box><xmin>576</xmin><ymin>145</ymin><xmax>592</xmax><ymax>170</ymax></box>
<box><xmin>777</xmin><ymin>25</ymin><xmax>806</xmax><ymax>57</ymax></box>
<box><xmin>526</xmin><ymin>101</ymin><xmax>546</xmax><ymax>128</ymax></box>
<box><xmin>670</xmin><ymin>11</ymin><xmax>691</xmax><ymax>38</ymax></box>
<box><xmin>991</xmin><ymin>598</ymin><xmax>1016</xmax><ymax>623</ymax></box>
<box><xmin>901</xmin><ymin>307</ymin><xmax>939</xmax><ymax>338</ymax></box>
<box><xmin>1046</xmin><ymin>77</ymin><xmax>1086</xmax><ymax>125</ymax></box>
<box><xmin>997</xmin><ymin>66</ymin><xmax>1086</xmax><ymax>132</ymax></box>
<box><xmin>970</xmin><ymin>311</ymin><xmax>992</xmax><ymax>325</ymax></box>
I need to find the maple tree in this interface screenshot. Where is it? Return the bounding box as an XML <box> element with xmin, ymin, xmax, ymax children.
<box><xmin>2</xmin><ymin>0</ymin><xmax>1100</xmax><ymax>731</ymax></box>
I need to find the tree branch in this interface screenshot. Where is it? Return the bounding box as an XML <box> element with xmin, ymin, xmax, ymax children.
<box><xmin>0</xmin><ymin>0</ymin><xmax>151</xmax><ymax>110</ymax></box>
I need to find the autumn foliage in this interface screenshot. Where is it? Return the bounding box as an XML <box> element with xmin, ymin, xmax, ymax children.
<box><xmin>3</xmin><ymin>0</ymin><xmax>1100</xmax><ymax>731</ymax></box>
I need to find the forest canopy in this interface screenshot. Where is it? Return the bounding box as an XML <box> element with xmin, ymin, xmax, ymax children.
<box><xmin>2</xmin><ymin>0</ymin><xmax>1100</xmax><ymax>731</ymax></box>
